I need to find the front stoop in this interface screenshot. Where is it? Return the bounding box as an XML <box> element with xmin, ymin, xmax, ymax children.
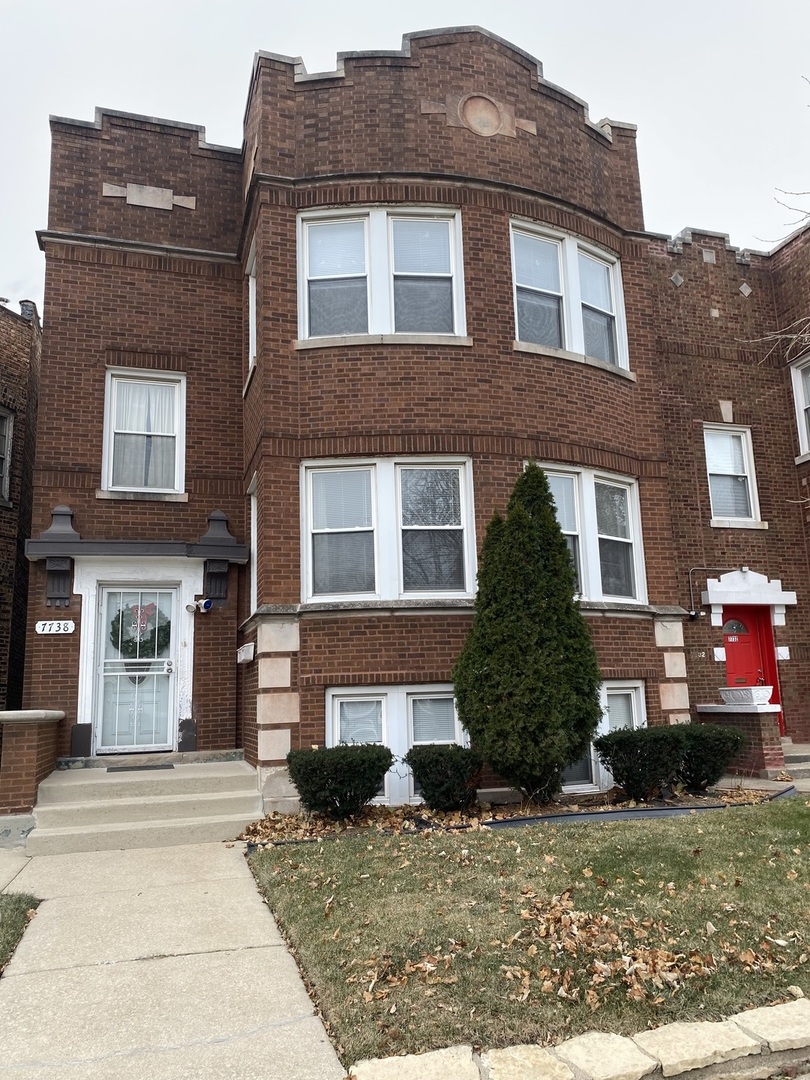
<box><xmin>782</xmin><ymin>740</ymin><xmax>810</xmax><ymax>779</ymax></box>
<box><xmin>25</xmin><ymin>760</ymin><xmax>263</xmax><ymax>855</ymax></box>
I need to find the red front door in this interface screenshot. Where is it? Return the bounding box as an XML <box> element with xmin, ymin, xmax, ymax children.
<box><xmin>722</xmin><ymin>605</ymin><xmax>784</xmax><ymax>733</ymax></box>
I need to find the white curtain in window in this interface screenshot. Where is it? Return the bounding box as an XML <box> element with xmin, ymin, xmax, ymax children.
<box><xmin>412</xmin><ymin>697</ymin><xmax>455</xmax><ymax>743</ymax></box>
<box><xmin>112</xmin><ymin>381</ymin><xmax>176</xmax><ymax>489</ymax></box>
<box><xmin>338</xmin><ymin>699</ymin><xmax>382</xmax><ymax>743</ymax></box>
<box><xmin>705</xmin><ymin>432</ymin><xmax>751</xmax><ymax>517</ymax></box>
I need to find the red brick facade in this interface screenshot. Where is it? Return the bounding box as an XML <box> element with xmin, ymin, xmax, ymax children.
<box><xmin>4</xmin><ymin>28</ymin><xmax>810</xmax><ymax>815</ymax></box>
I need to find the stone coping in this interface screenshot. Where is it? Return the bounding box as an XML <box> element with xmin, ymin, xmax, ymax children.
<box><xmin>348</xmin><ymin>997</ymin><xmax>810</xmax><ymax>1079</ymax></box>
<box><xmin>0</xmin><ymin>709</ymin><xmax>65</xmax><ymax>726</ymax></box>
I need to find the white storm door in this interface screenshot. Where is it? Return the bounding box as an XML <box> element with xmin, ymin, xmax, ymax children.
<box><xmin>97</xmin><ymin>587</ymin><xmax>177</xmax><ymax>752</ymax></box>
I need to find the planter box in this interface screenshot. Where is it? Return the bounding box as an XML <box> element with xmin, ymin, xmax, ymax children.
<box><xmin>718</xmin><ymin>686</ymin><xmax>773</xmax><ymax>705</ymax></box>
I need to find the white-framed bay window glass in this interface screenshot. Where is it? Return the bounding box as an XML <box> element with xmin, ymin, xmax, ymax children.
<box><xmin>703</xmin><ymin>426</ymin><xmax>761</xmax><ymax>526</ymax></box>
<box><xmin>0</xmin><ymin>408</ymin><xmax>12</xmax><ymax>502</ymax></box>
<box><xmin>790</xmin><ymin>357</ymin><xmax>810</xmax><ymax>457</ymax></box>
<box><xmin>246</xmin><ymin>238</ymin><xmax>257</xmax><ymax>370</ymax></box>
<box><xmin>326</xmin><ymin>684</ymin><xmax>466</xmax><ymax>804</ymax></box>
<box><xmin>299</xmin><ymin>209</ymin><xmax>466</xmax><ymax>339</ymax></box>
<box><xmin>511</xmin><ymin>224</ymin><xmax>628</xmax><ymax>368</ymax></box>
<box><xmin>302</xmin><ymin>458</ymin><xmax>476</xmax><ymax>601</ymax></box>
<box><xmin>545</xmin><ymin>466</ymin><xmax>646</xmax><ymax>603</ymax></box>
<box><xmin>248</xmin><ymin>473</ymin><xmax>258</xmax><ymax>614</ymax></box>
<box><xmin>102</xmin><ymin>370</ymin><xmax>186</xmax><ymax>494</ymax></box>
<box><xmin>562</xmin><ymin>680</ymin><xmax>646</xmax><ymax>792</ymax></box>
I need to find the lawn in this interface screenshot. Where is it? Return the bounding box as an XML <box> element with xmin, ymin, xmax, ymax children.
<box><xmin>250</xmin><ymin>799</ymin><xmax>810</xmax><ymax>1066</ymax></box>
<box><xmin>0</xmin><ymin>893</ymin><xmax>38</xmax><ymax>974</ymax></box>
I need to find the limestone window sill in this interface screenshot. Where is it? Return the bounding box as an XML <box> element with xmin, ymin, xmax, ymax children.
<box><xmin>512</xmin><ymin>341</ymin><xmax>636</xmax><ymax>381</ymax></box>
<box><xmin>96</xmin><ymin>489</ymin><xmax>189</xmax><ymax>503</ymax></box>
<box><xmin>709</xmin><ymin>518</ymin><xmax>768</xmax><ymax>530</ymax></box>
<box><xmin>295</xmin><ymin>333</ymin><xmax>473</xmax><ymax>350</ymax></box>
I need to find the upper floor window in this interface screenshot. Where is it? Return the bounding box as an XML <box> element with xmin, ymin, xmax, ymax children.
<box><xmin>299</xmin><ymin>210</ymin><xmax>466</xmax><ymax>339</ymax></box>
<box><xmin>302</xmin><ymin>458</ymin><xmax>476</xmax><ymax>601</ymax></box>
<box><xmin>246</xmin><ymin>239</ymin><xmax>257</xmax><ymax>371</ymax></box>
<box><xmin>790</xmin><ymin>357</ymin><xmax>810</xmax><ymax>457</ymax></box>
<box><xmin>545</xmin><ymin>467</ymin><xmax>646</xmax><ymax>603</ymax></box>
<box><xmin>511</xmin><ymin>225</ymin><xmax>627</xmax><ymax>368</ymax></box>
<box><xmin>0</xmin><ymin>408</ymin><xmax>12</xmax><ymax>502</ymax></box>
<box><xmin>703</xmin><ymin>426</ymin><xmax>761</xmax><ymax>526</ymax></box>
<box><xmin>102</xmin><ymin>370</ymin><xmax>186</xmax><ymax>494</ymax></box>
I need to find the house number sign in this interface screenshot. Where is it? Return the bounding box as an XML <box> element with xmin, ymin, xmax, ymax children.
<box><xmin>35</xmin><ymin>620</ymin><xmax>75</xmax><ymax>635</ymax></box>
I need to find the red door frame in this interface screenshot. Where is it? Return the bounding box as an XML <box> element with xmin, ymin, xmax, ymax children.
<box><xmin>723</xmin><ymin>605</ymin><xmax>784</xmax><ymax>734</ymax></box>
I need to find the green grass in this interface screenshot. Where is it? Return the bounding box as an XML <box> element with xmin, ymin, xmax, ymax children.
<box><xmin>0</xmin><ymin>893</ymin><xmax>39</xmax><ymax>973</ymax></box>
<box><xmin>250</xmin><ymin>800</ymin><xmax>810</xmax><ymax>1066</ymax></box>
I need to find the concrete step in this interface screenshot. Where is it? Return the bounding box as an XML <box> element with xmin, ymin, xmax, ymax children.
<box><xmin>34</xmin><ymin>789</ymin><xmax>262</xmax><ymax>828</ymax></box>
<box><xmin>25</xmin><ymin>814</ymin><xmax>257</xmax><ymax>856</ymax></box>
<box><xmin>783</xmin><ymin>763</ymin><xmax>810</xmax><ymax>779</ymax></box>
<box><xmin>36</xmin><ymin>761</ymin><xmax>258</xmax><ymax>803</ymax></box>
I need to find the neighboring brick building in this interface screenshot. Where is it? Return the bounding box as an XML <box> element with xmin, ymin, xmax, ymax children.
<box><xmin>0</xmin><ymin>300</ymin><xmax>40</xmax><ymax>712</ymax></box>
<box><xmin>5</xmin><ymin>27</ymin><xmax>810</xmax><ymax>819</ymax></box>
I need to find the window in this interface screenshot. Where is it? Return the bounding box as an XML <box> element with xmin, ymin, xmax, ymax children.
<box><xmin>299</xmin><ymin>210</ymin><xmax>466</xmax><ymax>338</ymax></box>
<box><xmin>102</xmin><ymin>370</ymin><xmax>186</xmax><ymax>494</ymax></box>
<box><xmin>545</xmin><ymin>467</ymin><xmax>645</xmax><ymax>602</ymax></box>
<box><xmin>248</xmin><ymin>474</ymin><xmax>258</xmax><ymax>614</ymax></box>
<box><xmin>562</xmin><ymin>681</ymin><xmax>646</xmax><ymax>791</ymax></box>
<box><xmin>0</xmin><ymin>408</ymin><xmax>12</xmax><ymax>502</ymax></box>
<box><xmin>511</xmin><ymin>225</ymin><xmax>627</xmax><ymax>367</ymax></box>
<box><xmin>303</xmin><ymin>458</ymin><xmax>475</xmax><ymax>601</ymax></box>
<box><xmin>703</xmin><ymin>426</ymin><xmax>761</xmax><ymax>525</ymax></box>
<box><xmin>790</xmin><ymin>357</ymin><xmax>810</xmax><ymax>456</ymax></box>
<box><xmin>246</xmin><ymin>239</ymin><xmax>257</xmax><ymax>370</ymax></box>
<box><xmin>326</xmin><ymin>685</ymin><xmax>466</xmax><ymax>804</ymax></box>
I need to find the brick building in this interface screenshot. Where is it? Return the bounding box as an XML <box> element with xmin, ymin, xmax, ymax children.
<box><xmin>0</xmin><ymin>300</ymin><xmax>40</xmax><ymax>712</ymax></box>
<box><xmin>3</xmin><ymin>27</ymin><xmax>809</xmax><ymax>830</ymax></box>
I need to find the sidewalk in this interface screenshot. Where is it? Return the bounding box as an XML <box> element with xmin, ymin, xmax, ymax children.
<box><xmin>0</xmin><ymin>843</ymin><xmax>345</xmax><ymax>1079</ymax></box>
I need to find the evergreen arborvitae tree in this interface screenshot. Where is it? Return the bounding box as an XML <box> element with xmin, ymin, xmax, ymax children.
<box><xmin>453</xmin><ymin>463</ymin><xmax>602</xmax><ymax>801</ymax></box>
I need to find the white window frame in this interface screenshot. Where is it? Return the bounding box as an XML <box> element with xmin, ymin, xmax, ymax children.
<box><xmin>246</xmin><ymin>238</ymin><xmax>257</xmax><ymax>371</ymax></box>
<box><xmin>101</xmin><ymin>369</ymin><xmax>186</xmax><ymax>495</ymax></box>
<box><xmin>298</xmin><ymin>208</ymin><xmax>466</xmax><ymax>339</ymax></box>
<box><xmin>563</xmin><ymin>680</ymin><xmax>647</xmax><ymax>794</ymax></box>
<box><xmin>325</xmin><ymin>684</ymin><xmax>467</xmax><ymax>804</ymax></box>
<box><xmin>790</xmin><ymin>356</ymin><xmax>810</xmax><ymax>459</ymax></box>
<box><xmin>0</xmin><ymin>407</ymin><xmax>12</xmax><ymax>502</ymax></box>
<box><xmin>543</xmin><ymin>465</ymin><xmax>647</xmax><ymax>604</ymax></box>
<box><xmin>510</xmin><ymin>222</ymin><xmax>629</xmax><ymax>369</ymax></box>
<box><xmin>702</xmin><ymin>424</ymin><xmax>762</xmax><ymax>528</ymax></box>
<box><xmin>301</xmin><ymin>457</ymin><xmax>476</xmax><ymax>603</ymax></box>
<box><xmin>248</xmin><ymin>473</ymin><xmax>258</xmax><ymax>614</ymax></box>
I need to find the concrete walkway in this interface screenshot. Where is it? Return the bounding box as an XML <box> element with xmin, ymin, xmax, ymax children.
<box><xmin>0</xmin><ymin>843</ymin><xmax>345</xmax><ymax>1079</ymax></box>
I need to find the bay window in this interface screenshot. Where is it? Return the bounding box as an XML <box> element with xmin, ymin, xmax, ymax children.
<box><xmin>303</xmin><ymin>458</ymin><xmax>475</xmax><ymax>601</ymax></box>
<box><xmin>326</xmin><ymin>685</ymin><xmax>465</xmax><ymax>804</ymax></box>
<box><xmin>511</xmin><ymin>224</ymin><xmax>626</xmax><ymax>368</ymax></box>
<box><xmin>545</xmin><ymin>466</ymin><xmax>645</xmax><ymax>602</ymax></box>
<box><xmin>299</xmin><ymin>209</ymin><xmax>465</xmax><ymax>339</ymax></box>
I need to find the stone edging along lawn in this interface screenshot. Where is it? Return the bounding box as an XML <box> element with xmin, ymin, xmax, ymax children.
<box><xmin>348</xmin><ymin>999</ymin><xmax>810</xmax><ymax>1080</ymax></box>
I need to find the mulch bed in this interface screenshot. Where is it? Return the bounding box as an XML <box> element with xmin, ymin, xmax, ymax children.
<box><xmin>240</xmin><ymin>785</ymin><xmax>774</xmax><ymax>847</ymax></box>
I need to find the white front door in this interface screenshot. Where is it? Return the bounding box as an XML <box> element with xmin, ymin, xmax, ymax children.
<box><xmin>96</xmin><ymin>587</ymin><xmax>177</xmax><ymax>752</ymax></box>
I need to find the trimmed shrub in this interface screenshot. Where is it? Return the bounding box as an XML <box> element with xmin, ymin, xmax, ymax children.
<box><xmin>453</xmin><ymin>464</ymin><xmax>602</xmax><ymax>802</ymax></box>
<box><xmin>404</xmin><ymin>744</ymin><xmax>483</xmax><ymax>812</ymax></box>
<box><xmin>286</xmin><ymin>744</ymin><xmax>393</xmax><ymax>819</ymax></box>
<box><xmin>679</xmin><ymin>724</ymin><xmax>746</xmax><ymax>790</ymax></box>
<box><xmin>593</xmin><ymin>726</ymin><xmax>686</xmax><ymax>801</ymax></box>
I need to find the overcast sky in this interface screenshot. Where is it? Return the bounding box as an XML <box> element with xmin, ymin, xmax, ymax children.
<box><xmin>1</xmin><ymin>0</ymin><xmax>808</xmax><ymax>318</ymax></box>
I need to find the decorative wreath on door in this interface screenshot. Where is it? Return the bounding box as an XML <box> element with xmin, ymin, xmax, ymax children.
<box><xmin>110</xmin><ymin>602</ymin><xmax>171</xmax><ymax>660</ymax></box>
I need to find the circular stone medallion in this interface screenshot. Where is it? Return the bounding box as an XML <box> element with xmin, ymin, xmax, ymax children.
<box><xmin>458</xmin><ymin>94</ymin><xmax>504</xmax><ymax>137</ymax></box>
